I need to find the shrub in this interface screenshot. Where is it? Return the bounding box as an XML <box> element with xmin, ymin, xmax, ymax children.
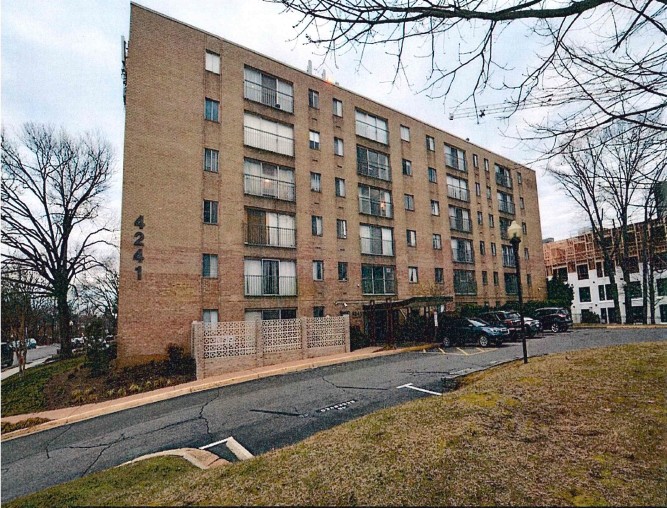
<box><xmin>396</xmin><ymin>313</ymin><xmax>430</xmax><ymax>343</ymax></box>
<box><xmin>84</xmin><ymin>318</ymin><xmax>112</xmax><ymax>378</ymax></box>
<box><xmin>581</xmin><ymin>309</ymin><xmax>601</xmax><ymax>323</ymax></box>
<box><xmin>165</xmin><ymin>344</ymin><xmax>195</xmax><ymax>376</ymax></box>
<box><xmin>350</xmin><ymin>326</ymin><xmax>370</xmax><ymax>351</ymax></box>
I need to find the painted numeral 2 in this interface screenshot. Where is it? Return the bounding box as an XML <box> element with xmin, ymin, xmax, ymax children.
<box><xmin>134</xmin><ymin>215</ymin><xmax>145</xmax><ymax>280</ymax></box>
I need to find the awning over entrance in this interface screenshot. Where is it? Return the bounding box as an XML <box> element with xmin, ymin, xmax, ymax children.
<box><xmin>362</xmin><ymin>295</ymin><xmax>454</xmax><ymax>312</ymax></box>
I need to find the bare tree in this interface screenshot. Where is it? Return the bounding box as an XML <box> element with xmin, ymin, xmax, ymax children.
<box><xmin>77</xmin><ymin>254</ymin><xmax>119</xmax><ymax>337</ymax></box>
<box><xmin>1</xmin><ymin>123</ymin><xmax>114</xmax><ymax>358</ymax></box>
<box><xmin>272</xmin><ymin>0</ymin><xmax>666</xmax><ymax>145</ymax></box>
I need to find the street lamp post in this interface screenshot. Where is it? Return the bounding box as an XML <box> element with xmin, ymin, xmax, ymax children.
<box><xmin>508</xmin><ymin>220</ymin><xmax>528</xmax><ymax>364</ymax></box>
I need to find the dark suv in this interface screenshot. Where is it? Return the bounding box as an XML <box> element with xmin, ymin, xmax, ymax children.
<box><xmin>440</xmin><ymin>317</ymin><xmax>509</xmax><ymax>347</ymax></box>
<box><xmin>2</xmin><ymin>342</ymin><xmax>14</xmax><ymax>368</ymax></box>
<box><xmin>533</xmin><ymin>307</ymin><xmax>573</xmax><ymax>333</ymax></box>
<box><xmin>478</xmin><ymin>311</ymin><xmax>522</xmax><ymax>339</ymax></box>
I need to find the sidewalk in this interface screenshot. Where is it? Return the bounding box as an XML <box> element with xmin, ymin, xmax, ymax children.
<box><xmin>1</xmin><ymin>344</ymin><xmax>435</xmax><ymax>441</ymax></box>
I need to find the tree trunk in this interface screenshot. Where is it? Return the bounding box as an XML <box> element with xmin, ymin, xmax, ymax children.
<box><xmin>642</xmin><ymin>221</ymin><xmax>649</xmax><ymax>324</ymax></box>
<box><xmin>56</xmin><ymin>289</ymin><xmax>73</xmax><ymax>359</ymax></box>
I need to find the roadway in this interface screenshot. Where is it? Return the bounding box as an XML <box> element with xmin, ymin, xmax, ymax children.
<box><xmin>2</xmin><ymin>328</ymin><xmax>665</xmax><ymax>501</ymax></box>
<box><xmin>1</xmin><ymin>345</ymin><xmax>60</xmax><ymax>381</ymax></box>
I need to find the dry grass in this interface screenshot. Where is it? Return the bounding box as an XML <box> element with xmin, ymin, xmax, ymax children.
<box><xmin>8</xmin><ymin>342</ymin><xmax>666</xmax><ymax>507</ymax></box>
<box><xmin>1</xmin><ymin>417</ymin><xmax>51</xmax><ymax>434</ymax></box>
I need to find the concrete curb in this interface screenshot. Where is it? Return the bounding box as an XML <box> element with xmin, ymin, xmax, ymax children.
<box><xmin>119</xmin><ymin>448</ymin><xmax>230</xmax><ymax>470</ymax></box>
<box><xmin>1</xmin><ymin>343</ymin><xmax>438</xmax><ymax>442</ymax></box>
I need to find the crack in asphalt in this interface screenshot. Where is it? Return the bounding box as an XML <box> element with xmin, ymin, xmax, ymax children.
<box><xmin>44</xmin><ymin>426</ymin><xmax>72</xmax><ymax>459</ymax></box>
<box><xmin>198</xmin><ymin>389</ymin><xmax>222</xmax><ymax>438</ymax></box>
<box><xmin>82</xmin><ymin>443</ymin><xmax>114</xmax><ymax>477</ymax></box>
<box><xmin>249</xmin><ymin>408</ymin><xmax>305</xmax><ymax>417</ymax></box>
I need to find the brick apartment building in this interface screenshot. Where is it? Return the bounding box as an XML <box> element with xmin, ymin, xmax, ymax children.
<box><xmin>117</xmin><ymin>3</ymin><xmax>546</xmax><ymax>364</ymax></box>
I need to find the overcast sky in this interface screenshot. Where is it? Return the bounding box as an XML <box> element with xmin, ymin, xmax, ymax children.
<box><xmin>2</xmin><ymin>0</ymin><xmax>588</xmax><ymax>242</ymax></box>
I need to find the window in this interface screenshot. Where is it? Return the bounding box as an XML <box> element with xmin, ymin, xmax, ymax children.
<box><xmin>244</xmin><ymin>259</ymin><xmax>297</xmax><ymax>296</ymax></box>
<box><xmin>493</xmin><ymin>271</ymin><xmax>499</xmax><ymax>286</ymax></box>
<box><xmin>313</xmin><ymin>260</ymin><xmax>324</xmax><ymax>281</ymax></box>
<box><xmin>451</xmin><ymin>238</ymin><xmax>474</xmax><ymax>263</ymax></box>
<box><xmin>484</xmin><ymin>158</ymin><xmax>489</xmax><ymax>172</ymax></box>
<box><xmin>400</xmin><ymin>125</ymin><xmax>410</xmax><ymax>141</ymax></box>
<box><xmin>498</xmin><ymin>191</ymin><xmax>515</xmax><ymax>214</ymax></box>
<box><xmin>428</xmin><ymin>167</ymin><xmax>437</xmax><ymax>183</ymax></box>
<box><xmin>205</xmin><ymin>51</ymin><xmax>220</xmax><ymax>74</ymax></box>
<box><xmin>357</xmin><ymin>146</ymin><xmax>391</xmax><ymax>181</ymax></box>
<box><xmin>204</xmin><ymin>148</ymin><xmax>219</xmax><ymax>173</ymax></box>
<box><xmin>359</xmin><ymin>185</ymin><xmax>393</xmax><ymax>217</ymax></box>
<box><xmin>576</xmin><ymin>264</ymin><xmax>589</xmax><ymax>280</ymax></box>
<box><xmin>522</xmin><ymin>222</ymin><xmax>527</xmax><ymax>235</ymax></box>
<box><xmin>333</xmin><ymin>98</ymin><xmax>343</xmax><ymax>117</ymax></box>
<box><xmin>402</xmin><ymin>159</ymin><xmax>412</xmax><ymax>176</ymax></box>
<box><xmin>313</xmin><ymin>306</ymin><xmax>325</xmax><ymax>317</ymax></box>
<box><xmin>524</xmin><ymin>247</ymin><xmax>529</xmax><ymax>260</ymax></box>
<box><xmin>245</xmin><ymin>209</ymin><xmax>295</xmax><ymax>247</ymax></box>
<box><xmin>203</xmin><ymin>309</ymin><xmax>218</xmax><ymax>323</ymax></box>
<box><xmin>596</xmin><ymin>262</ymin><xmax>604</xmax><ymax>278</ymax></box>
<box><xmin>520</xmin><ymin>197</ymin><xmax>525</xmax><ymax>209</ymax></box>
<box><xmin>435</xmin><ymin>267</ymin><xmax>444</xmax><ymax>284</ymax></box>
<box><xmin>449</xmin><ymin>206</ymin><xmax>471</xmax><ymax>232</ymax></box>
<box><xmin>475</xmin><ymin>182</ymin><xmax>481</xmax><ymax>196</ymax></box>
<box><xmin>661</xmin><ymin>305</ymin><xmax>667</xmax><ymax>323</ymax></box>
<box><xmin>243</xmin><ymin>158</ymin><xmax>295</xmax><ymax>201</ymax></box>
<box><xmin>404</xmin><ymin>194</ymin><xmax>415</xmax><ymax>211</ymax></box>
<box><xmin>433</xmin><ymin>234</ymin><xmax>442</xmax><ymax>250</ymax></box>
<box><xmin>205</xmin><ymin>98</ymin><xmax>219</xmax><ymax>122</ymax></box>
<box><xmin>312</xmin><ymin>215</ymin><xmax>323</xmax><ymax>236</ymax></box>
<box><xmin>426</xmin><ymin>135</ymin><xmax>435</xmax><ymax>151</ymax></box>
<box><xmin>309</xmin><ymin>131</ymin><xmax>320</xmax><ymax>150</ymax></box>
<box><xmin>495</xmin><ymin>164</ymin><xmax>513</xmax><ymax>189</ymax></box>
<box><xmin>445</xmin><ymin>144</ymin><xmax>466</xmax><ymax>171</ymax></box>
<box><xmin>488</xmin><ymin>214</ymin><xmax>495</xmax><ymax>227</ymax></box>
<box><xmin>517</xmin><ymin>172</ymin><xmax>523</xmax><ymax>184</ymax></box>
<box><xmin>658</xmin><ymin>278</ymin><xmax>667</xmax><ymax>296</ymax></box>
<box><xmin>310</xmin><ymin>172</ymin><xmax>321</xmax><ymax>192</ymax></box>
<box><xmin>431</xmin><ymin>200</ymin><xmax>440</xmax><ymax>216</ymax></box>
<box><xmin>335</xmin><ymin>178</ymin><xmax>346</xmax><ymax>197</ymax></box>
<box><xmin>499</xmin><ymin>217</ymin><xmax>511</xmax><ymax>239</ymax></box>
<box><xmin>361</xmin><ymin>264</ymin><xmax>396</xmax><ymax>294</ymax></box>
<box><xmin>408</xmin><ymin>267</ymin><xmax>419</xmax><ymax>283</ymax></box>
<box><xmin>243</xmin><ymin>66</ymin><xmax>294</xmax><ymax>113</ymax></box>
<box><xmin>473</xmin><ymin>154</ymin><xmax>479</xmax><ymax>168</ymax></box>
<box><xmin>502</xmin><ymin>245</ymin><xmax>515</xmax><ymax>267</ymax></box>
<box><xmin>482</xmin><ymin>271</ymin><xmax>488</xmax><ymax>285</ymax></box>
<box><xmin>202</xmin><ymin>254</ymin><xmax>218</xmax><ymax>278</ymax></box>
<box><xmin>447</xmin><ymin>175</ymin><xmax>469</xmax><ymax>202</ymax></box>
<box><xmin>505</xmin><ymin>273</ymin><xmax>519</xmax><ymax>295</ymax></box>
<box><xmin>338</xmin><ymin>262</ymin><xmax>348</xmax><ymax>281</ymax></box>
<box><xmin>355</xmin><ymin>110</ymin><xmax>389</xmax><ymax>144</ymax></box>
<box><xmin>626</xmin><ymin>281</ymin><xmax>642</xmax><ymax>298</ymax></box>
<box><xmin>360</xmin><ymin>224</ymin><xmax>394</xmax><ymax>256</ymax></box>
<box><xmin>480</xmin><ymin>241</ymin><xmax>486</xmax><ymax>255</ymax></box>
<box><xmin>527</xmin><ymin>274</ymin><xmax>532</xmax><ymax>286</ymax></box>
<box><xmin>477</xmin><ymin>211</ymin><xmax>483</xmax><ymax>225</ymax></box>
<box><xmin>406</xmin><ymin>229</ymin><xmax>417</xmax><ymax>247</ymax></box>
<box><xmin>308</xmin><ymin>89</ymin><xmax>319</xmax><ymax>109</ymax></box>
<box><xmin>486</xmin><ymin>186</ymin><xmax>492</xmax><ymax>199</ymax></box>
<box><xmin>579</xmin><ymin>287</ymin><xmax>591</xmax><ymax>302</ymax></box>
<box><xmin>598</xmin><ymin>285</ymin><xmax>606</xmax><ymax>301</ymax></box>
<box><xmin>334</xmin><ymin>137</ymin><xmax>344</xmax><ymax>156</ymax></box>
<box><xmin>454</xmin><ymin>270</ymin><xmax>477</xmax><ymax>295</ymax></box>
<box><xmin>491</xmin><ymin>242</ymin><xmax>497</xmax><ymax>256</ymax></box>
<box><xmin>244</xmin><ymin>113</ymin><xmax>294</xmax><ymax>156</ymax></box>
<box><xmin>203</xmin><ymin>200</ymin><xmax>218</xmax><ymax>224</ymax></box>
<box><xmin>336</xmin><ymin>219</ymin><xmax>348</xmax><ymax>239</ymax></box>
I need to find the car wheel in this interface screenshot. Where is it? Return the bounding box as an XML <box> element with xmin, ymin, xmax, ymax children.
<box><xmin>550</xmin><ymin>323</ymin><xmax>560</xmax><ymax>333</ymax></box>
<box><xmin>478</xmin><ymin>334</ymin><xmax>490</xmax><ymax>347</ymax></box>
<box><xmin>442</xmin><ymin>336</ymin><xmax>452</xmax><ymax>348</ymax></box>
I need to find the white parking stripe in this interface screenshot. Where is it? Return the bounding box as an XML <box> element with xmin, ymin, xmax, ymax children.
<box><xmin>397</xmin><ymin>383</ymin><xmax>442</xmax><ymax>396</ymax></box>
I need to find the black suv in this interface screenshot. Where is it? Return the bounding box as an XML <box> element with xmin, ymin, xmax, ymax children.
<box><xmin>2</xmin><ymin>342</ymin><xmax>14</xmax><ymax>368</ymax></box>
<box><xmin>533</xmin><ymin>307</ymin><xmax>573</xmax><ymax>333</ymax></box>
<box><xmin>478</xmin><ymin>311</ymin><xmax>522</xmax><ymax>339</ymax></box>
<box><xmin>440</xmin><ymin>317</ymin><xmax>509</xmax><ymax>347</ymax></box>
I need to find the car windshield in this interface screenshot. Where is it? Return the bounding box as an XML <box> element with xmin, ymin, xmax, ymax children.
<box><xmin>507</xmin><ymin>312</ymin><xmax>520</xmax><ymax>319</ymax></box>
<box><xmin>468</xmin><ymin>318</ymin><xmax>489</xmax><ymax>326</ymax></box>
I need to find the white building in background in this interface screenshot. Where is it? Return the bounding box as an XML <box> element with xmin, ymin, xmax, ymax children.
<box><xmin>543</xmin><ymin>219</ymin><xmax>667</xmax><ymax>324</ymax></box>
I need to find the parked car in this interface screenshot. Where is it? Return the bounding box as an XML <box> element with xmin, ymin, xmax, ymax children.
<box><xmin>478</xmin><ymin>311</ymin><xmax>522</xmax><ymax>339</ymax></box>
<box><xmin>532</xmin><ymin>307</ymin><xmax>573</xmax><ymax>333</ymax></box>
<box><xmin>440</xmin><ymin>317</ymin><xmax>509</xmax><ymax>347</ymax></box>
<box><xmin>71</xmin><ymin>337</ymin><xmax>85</xmax><ymax>347</ymax></box>
<box><xmin>522</xmin><ymin>317</ymin><xmax>542</xmax><ymax>337</ymax></box>
<box><xmin>27</xmin><ymin>338</ymin><xmax>37</xmax><ymax>349</ymax></box>
<box><xmin>1</xmin><ymin>342</ymin><xmax>14</xmax><ymax>368</ymax></box>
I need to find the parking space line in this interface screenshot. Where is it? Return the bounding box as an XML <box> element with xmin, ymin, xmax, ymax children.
<box><xmin>438</xmin><ymin>348</ymin><xmax>446</xmax><ymax>354</ymax></box>
<box><xmin>456</xmin><ymin>347</ymin><xmax>470</xmax><ymax>355</ymax></box>
<box><xmin>397</xmin><ymin>383</ymin><xmax>442</xmax><ymax>396</ymax></box>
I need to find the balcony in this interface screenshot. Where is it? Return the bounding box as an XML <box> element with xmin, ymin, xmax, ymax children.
<box><xmin>450</xmin><ymin>216</ymin><xmax>472</xmax><ymax>233</ymax></box>
<box><xmin>244</xmin><ymin>126</ymin><xmax>294</xmax><ymax>156</ymax></box>
<box><xmin>500</xmin><ymin>227</ymin><xmax>509</xmax><ymax>240</ymax></box>
<box><xmin>360</xmin><ymin>237</ymin><xmax>394</xmax><ymax>257</ymax></box>
<box><xmin>245</xmin><ymin>224</ymin><xmax>296</xmax><ymax>248</ymax></box>
<box><xmin>452</xmin><ymin>249</ymin><xmax>474</xmax><ymax>264</ymax></box>
<box><xmin>502</xmin><ymin>253</ymin><xmax>516</xmax><ymax>268</ymax></box>
<box><xmin>355</xmin><ymin>119</ymin><xmax>389</xmax><ymax>144</ymax></box>
<box><xmin>498</xmin><ymin>200</ymin><xmax>516</xmax><ymax>214</ymax></box>
<box><xmin>244</xmin><ymin>174</ymin><xmax>295</xmax><ymax>202</ymax></box>
<box><xmin>445</xmin><ymin>153</ymin><xmax>467</xmax><ymax>171</ymax></box>
<box><xmin>447</xmin><ymin>185</ymin><xmax>469</xmax><ymax>202</ymax></box>
<box><xmin>496</xmin><ymin>172</ymin><xmax>513</xmax><ymax>189</ymax></box>
<box><xmin>361</xmin><ymin>278</ymin><xmax>396</xmax><ymax>295</ymax></box>
<box><xmin>243</xmin><ymin>80</ymin><xmax>294</xmax><ymax>113</ymax></box>
<box><xmin>357</xmin><ymin>159</ymin><xmax>391</xmax><ymax>182</ymax></box>
<box><xmin>359</xmin><ymin>197</ymin><xmax>393</xmax><ymax>218</ymax></box>
<box><xmin>454</xmin><ymin>280</ymin><xmax>477</xmax><ymax>295</ymax></box>
<box><xmin>244</xmin><ymin>275</ymin><xmax>297</xmax><ymax>296</ymax></box>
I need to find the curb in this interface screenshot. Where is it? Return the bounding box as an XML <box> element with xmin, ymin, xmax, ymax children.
<box><xmin>119</xmin><ymin>448</ymin><xmax>229</xmax><ymax>470</ymax></box>
<box><xmin>1</xmin><ymin>343</ymin><xmax>438</xmax><ymax>442</ymax></box>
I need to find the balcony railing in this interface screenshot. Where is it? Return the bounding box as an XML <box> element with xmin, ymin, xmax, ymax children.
<box><xmin>495</xmin><ymin>173</ymin><xmax>513</xmax><ymax>189</ymax></box>
<box><xmin>452</xmin><ymin>249</ymin><xmax>474</xmax><ymax>263</ymax></box>
<box><xmin>244</xmin><ymin>275</ymin><xmax>297</xmax><ymax>296</ymax></box>
<box><xmin>454</xmin><ymin>280</ymin><xmax>477</xmax><ymax>295</ymax></box>
<box><xmin>243</xmin><ymin>80</ymin><xmax>294</xmax><ymax>113</ymax></box>
<box><xmin>498</xmin><ymin>200</ymin><xmax>516</xmax><ymax>214</ymax></box>
<box><xmin>450</xmin><ymin>216</ymin><xmax>472</xmax><ymax>232</ymax></box>
<box><xmin>355</xmin><ymin>119</ymin><xmax>389</xmax><ymax>144</ymax></box>
<box><xmin>500</xmin><ymin>227</ymin><xmax>509</xmax><ymax>240</ymax></box>
<box><xmin>502</xmin><ymin>253</ymin><xmax>516</xmax><ymax>268</ymax></box>
<box><xmin>245</xmin><ymin>224</ymin><xmax>296</xmax><ymax>248</ymax></box>
<box><xmin>447</xmin><ymin>185</ymin><xmax>469</xmax><ymax>202</ymax></box>
<box><xmin>244</xmin><ymin>126</ymin><xmax>294</xmax><ymax>156</ymax></box>
<box><xmin>445</xmin><ymin>152</ymin><xmax>467</xmax><ymax>171</ymax></box>
<box><xmin>361</xmin><ymin>278</ymin><xmax>396</xmax><ymax>295</ymax></box>
<box><xmin>359</xmin><ymin>197</ymin><xmax>393</xmax><ymax>218</ymax></box>
<box><xmin>357</xmin><ymin>160</ymin><xmax>391</xmax><ymax>182</ymax></box>
<box><xmin>244</xmin><ymin>174</ymin><xmax>295</xmax><ymax>202</ymax></box>
<box><xmin>360</xmin><ymin>237</ymin><xmax>394</xmax><ymax>256</ymax></box>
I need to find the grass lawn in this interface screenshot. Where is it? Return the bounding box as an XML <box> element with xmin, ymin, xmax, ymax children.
<box><xmin>7</xmin><ymin>342</ymin><xmax>667</xmax><ymax>506</ymax></box>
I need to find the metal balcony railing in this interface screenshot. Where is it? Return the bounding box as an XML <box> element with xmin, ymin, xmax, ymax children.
<box><xmin>243</xmin><ymin>80</ymin><xmax>294</xmax><ymax>113</ymax></box>
<box><xmin>243</xmin><ymin>174</ymin><xmax>295</xmax><ymax>202</ymax></box>
<box><xmin>357</xmin><ymin>160</ymin><xmax>392</xmax><ymax>182</ymax></box>
<box><xmin>452</xmin><ymin>249</ymin><xmax>474</xmax><ymax>264</ymax></box>
<box><xmin>244</xmin><ymin>275</ymin><xmax>297</xmax><ymax>296</ymax></box>
<box><xmin>454</xmin><ymin>280</ymin><xmax>477</xmax><ymax>295</ymax></box>
<box><xmin>361</xmin><ymin>278</ymin><xmax>396</xmax><ymax>295</ymax></box>
<box><xmin>244</xmin><ymin>126</ymin><xmax>294</xmax><ymax>156</ymax></box>
<box><xmin>245</xmin><ymin>224</ymin><xmax>296</xmax><ymax>248</ymax></box>
<box><xmin>447</xmin><ymin>185</ymin><xmax>469</xmax><ymax>202</ymax></box>
<box><xmin>355</xmin><ymin>119</ymin><xmax>389</xmax><ymax>144</ymax></box>
<box><xmin>498</xmin><ymin>200</ymin><xmax>516</xmax><ymax>214</ymax></box>
<box><xmin>496</xmin><ymin>173</ymin><xmax>513</xmax><ymax>189</ymax></box>
<box><xmin>445</xmin><ymin>152</ymin><xmax>467</xmax><ymax>171</ymax></box>
<box><xmin>450</xmin><ymin>216</ymin><xmax>472</xmax><ymax>232</ymax></box>
<box><xmin>359</xmin><ymin>196</ymin><xmax>393</xmax><ymax>218</ymax></box>
<box><xmin>360</xmin><ymin>237</ymin><xmax>394</xmax><ymax>256</ymax></box>
<box><xmin>503</xmin><ymin>253</ymin><xmax>516</xmax><ymax>268</ymax></box>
